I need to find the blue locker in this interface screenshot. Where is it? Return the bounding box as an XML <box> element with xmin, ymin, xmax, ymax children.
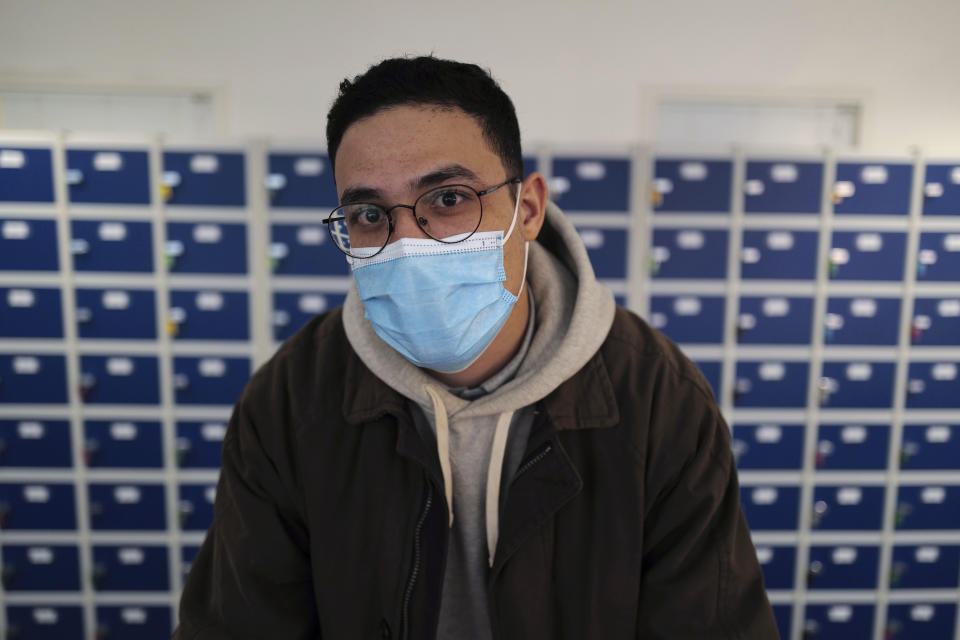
<box><xmin>885</xmin><ymin>603</ymin><xmax>957</xmax><ymax>640</ymax></box>
<box><xmin>737</xmin><ymin>296</ymin><xmax>813</xmax><ymax>344</ymax></box>
<box><xmin>740</xmin><ymin>229</ymin><xmax>818</xmax><ymax>280</ymax></box>
<box><xmin>912</xmin><ymin>297</ymin><xmax>960</xmax><ymax>345</ymax></box>
<box><xmin>269</xmin><ymin>223</ymin><xmax>349</xmax><ymax>276</ymax></box>
<box><xmin>272</xmin><ymin>291</ymin><xmax>346</xmax><ymax>342</ymax></box>
<box><xmin>522</xmin><ymin>156</ymin><xmax>538</xmax><ymax>178</ymax></box>
<box><xmin>895</xmin><ymin>484</ymin><xmax>960</xmax><ymax>530</ymax></box>
<box><xmin>165</xmin><ymin>222</ymin><xmax>247</xmax><ymax>274</ymax></box>
<box><xmin>811</xmin><ymin>485</ymin><xmax>885</xmax><ymax>530</ymax></box>
<box><xmin>575</xmin><ymin>227</ymin><xmax>628</xmax><ymax>279</ymax></box>
<box><xmin>78</xmin><ymin>355</ymin><xmax>160</xmax><ymax>405</ymax></box>
<box><xmin>739</xmin><ymin>485</ymin><xmax>800</xmax><ymax>531</ymax></box>
<box><xmin>1</xmin><ymin>544</ymin><xmax>80</xmax><ymax>591</ymax></box>
<box><xmin>900</xmin><ymin>424</ymin><xmax>960</xmax><ymax>469</ymax></box>
<box><xmin>83</xmin><ymin>420</ymin><xmax>163</xmax><ymax>468</ymax></box>
<box><xmin>922</xmin><ymin>163</ymin><xmax>960</xmax><ymax>215</ymax></box>
<box><xmin>653</xmin><ymin>159</ymin><xmax>732</xmax><ymax>213</ymax></box>
<box><xmin>649</xmin><ymin>295</ymin><xmax>724</xmax><ymax>344</ymax></box>
<box><xmin>0</xmin><ymin>354</ymin><xmax>68</xmax><ymax>404</ymax></box>
<box><xmin>833</xmin><ymin>162</ymin><xmax>912</xmax><ymax>215</ymax></box>
<box><xmin>168</xmin><ymin>289</ymin><xmax>249</xmax><ymax>340</ymax></box>
<box><xmin>650</xmin><ymin>228</ymin><xmax>728</xmax><ymax>279</ymax></box>
<box><xmin>803</xmin><ymin>604</ymin><xmax>874</xmax><ymax>640</ymax></box>
<box><xmin>731</xmin><ymin>424</ymin><xmax>804</xmax><ymax>470</ymax></box>
<box><xmin>823</xmin><ymin>297</ymin><xmax>900</xmax><ymax>345</ymax></box>
<box><xmin>173</xmin><ymin>356</ymin><xmax>250</xmax><ymax>405</ymax></box>
<box><xmin>0</xmin><ymin>482</ymin><xmax>76</xmax><ymax>529</ymax></box>
<box><xmin>65</xmin><ymin>149</ymin><xmax>150</xmax><ymax>205</ymax></box>
<box><xmin>0</xmin><ymin>218</ymin><xmax>59</xmax><ymax>271</ymax></box>
<box><xmin>818</xmin><ymin>361</ymin><xmax>896</xmax><ymax>408</ymax></box>
<box><xmin>550</xmin><ymin>156</ymin><xmax>631</xmax><ymax>212</ymax></box>
<box><xmin>182</xmin><ymin>544</ymin><xmax>201</xmax><ymax>581</ymax></box>
<box><xmin>734</xmin><ymin>361</ymin><xmax>809</xmax><ymax>408</ymax></box>
<box><xmin>179</xmin><ymin>483</ymin><xmax>216</xmax><ymax>531</ymax></box>
<box><xmin>828</xmin><ymin>231</ymin><xmax>906</xmax><ymax>280</ymax></box>
<box><xmin>0</xmin><ymin>147</ymin><xmax>55</xmax><ymax>202</ymax></box>
<box><xmin>806</xmin><ymin>545</ymin><xmax>879</xmax><ymax>589</ymax></box>
<box><xmin>91</xmin><ymin>545</ymin><xmax>169</xmax><ymax>591</ymax></box>
<box><xmin>5</xmin><ymin>605</ymin><xmax>84</xmax><ymax>640</ymax></box>
<box><xmin>815</xmin><ymin>425</ymin><xmax>889</xmax><ymax>470</ymax></box>
<box><xmin>906</xmin><ymin>361</ymin><xmax>960</xmax><ymax>408</ymax></box>
<box><xmin>753</xmin><ymin>544</ymin><xmax>795</xmax><ymax>589</ymax></box>
<box><xmin>0</xmin><ymin>287</ymin><xmax>62</xmax><ymax>338</ymax></box>
<box><xmin>96</xmin><ymin>605</ymin><xmax>172</xmax><ymax>640</ymax></box>
<box><xmin>890</xmin><ymin>544</ymin><xmax>960</xmax><ymax>589</ymax></box>
<box><xmin>162</xmin><ymin>151</ymin><xmax>246</xmax><ymax>207</ymax></box>
<box><xmin>88</xmin><ymin>483</ymin><xmax>166</xmax><ymax>531</ymax></box>
<box><xmin>743</xmin><ymin>160</ymin><xmax>823</xmax><ymax>214</ymax></box>
<box><xmin>75</xmin><ymin>288</ymin><xmax>157</xmax><ymax>340</ymax></box>
<box><xmin>266</xmin><ymin>153</ymin><xmax>337</xmax><ymax>208</ymax></box>
<box><xmin>0</xmin><ymin>419</ymin><xmax>71</xmax><ymax>468</ymax></box>
<box><xmin>176</xmin><ymin>420</ymin><xmax>226</xmax><ymax>468</ymax></box>
<box><xmin>71</xmin><ymin>220</ymin><xmax>153</xmax><ymax>273</ymax></box>
<box><xmin>772</xmin><ymin>605</ymin><xmax>791</xmax><ymax>640</ymax></box>
<box><xmin>692</xmin><ymin>359</ymin><xmax>721</xmax><ymax>401</ymax></box>
<box><xmin>916</xmin><ymin>232</ymin><xmax>960</xmax><ymax>281</ymax></box>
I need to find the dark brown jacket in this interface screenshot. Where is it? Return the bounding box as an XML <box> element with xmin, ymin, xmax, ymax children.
<box><xmin>175</xmin><ymin>306</ymin><xmax>778</xmax><ymax>639</ymax></box>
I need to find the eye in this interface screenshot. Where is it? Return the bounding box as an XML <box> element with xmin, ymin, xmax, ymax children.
<box><xmin>422</xmin><ymin>187</ymin><xmax>476</xmax><ymax>215</ymax></box>
<box><xmin>346</xmin><ymin>205</ymin><xmax>386</xmax><ymax>228</ymax></box>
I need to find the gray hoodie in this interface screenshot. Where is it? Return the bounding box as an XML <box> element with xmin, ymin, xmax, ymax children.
<box><xmin>342</xmin><ymin>201</ymin><xmax>616</xmax><ymax>639</ymax></box>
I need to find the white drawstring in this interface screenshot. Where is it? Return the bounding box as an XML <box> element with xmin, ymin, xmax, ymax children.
<box><xmin>425</xmin><ymin>385</ymin><xmax>454</xmax><ymax>527</ymax></box>
<box><xmin>485</xmin><ymin>410</ymin><xmax>514</xmax><ymax>567</ymax></box>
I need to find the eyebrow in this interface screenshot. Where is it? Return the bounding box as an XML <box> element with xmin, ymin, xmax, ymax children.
<box><xmin>339</xmin><ymin>164</ymin><xmax>482</xmax><ymax>206</ymax></box>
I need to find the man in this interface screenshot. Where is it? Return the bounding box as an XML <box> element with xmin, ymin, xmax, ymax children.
<box><xmin>176</xmin><ymin>57</ymin><xmax>777</xmax><ymax>639</ymax></box>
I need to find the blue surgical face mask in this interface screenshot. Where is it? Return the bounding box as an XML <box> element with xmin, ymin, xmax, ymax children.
<box><xmin>350</xmin><ymin>185</ymin><xmax>528</xmax><ymax>373</ymax></box>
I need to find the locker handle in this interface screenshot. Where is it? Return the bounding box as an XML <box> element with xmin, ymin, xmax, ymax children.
<box><xmin>70</xmin><ymin>239</ymin><xmax>90</xmax><ymax>256</ymax></box>
<box><xmin>76</xmin><ymin>307</ymin><xmax>93</xmax><ymax>323</ymax></box>
<box><xmin>65</xmin><ymin>168</ymin><xmax>84</xmax><ymax>186</ymax></box>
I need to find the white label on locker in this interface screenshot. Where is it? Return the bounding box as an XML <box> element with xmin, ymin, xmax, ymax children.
<box><xmin>676</xmin><ymin>230</ymin><xmax>704</xmax><ymax>250</ymax></box>
<box><xmin>106</xmin><ymin>357</ymin><xmax>134</xmax><ymax>376</ymax></box>
<box><xmin>841</xmin><ymin>426</ymin><xmax>867</xmax><ymax>443</ymax></box>
<box><xmin>8</xmin><ymin>289</ymin><xmax>35</xmax><ymax>307</ymax></box>
<box><xmin>836</xmin><ymin>487</ymin><xmax>862</xmax><ymax>505</ymax></box>
<box><xmin>27</xmin><ymin>547</ymin><xmax>54</xmax><ymax>564</ymax></box>
<box><xmin>33</xmin><ymin>608</ymin><xmax>58</xmax><ymax>624</ymax></box>
<box><xmin>755</xmin><ymin>547</ymin><xmax>773</xmax><ymax>564</ymax></box>
<box><xmin>766</xmin><ymin>232</ymin><xmax>794</xmax><ymax>251</ymax></box>
<box><xmin>855</xmin><ymin>233</ymin><xmax>882</xmax><ymax>252</ymax></box>
<box><xmin>202</xmin><ymin>423</ymin><xmax>227</xmax><ymax>441</ymax></box>
<box><xmin>2</xmin><ymin>220</ymin><xmax>30</xmax><ymax>240</ymax></box>
<box><xmin>297</xmin><ymin>226</ymin><xmax>325</xmax><ymax>245</ymax></box>
<box><xmin>771</xmin><ymin>164</ymin><xmax>799</xmax><ymax>183</ymax></box>
<box><xmin>827</xmin><ymin>605</ymin><xmax>853</xmax><ymax>623</ymax></box>
<box><xmin>846</xmin><ymin>363</ymin><xmax>873</xmax><ymax>381</ymax></box>
<box><xmin>650</xmin><ymin>313</ymin><xmax>667</xmax><ymax>329</ymax></box>
<box><xmin>0</xmin><ymin>149</ymin><xmax>26</xmax><ymax>169</ymax></box>
<box><xmin>24</xmin><ymin>485</ymin><xmax>50</xmax><ymax>502</ymax></box>
<box><xmin>926</xmin><ymin>426</ymin><xmax>951</xmax><ymax>443</ymax></box>
<box><xmin>295</xmin><ymin>157</ymin><xmax>324</xmax><ymax>176</ymax></box>
<box><xmin>952</xmin><ymin>167</ymin><xmax>960</xmax><ymax>184</ymax></box>
<box><xmin>925</xmin><ymin>182</ymin><xmax>944</xmax><ymax>198</ymax></box>
<box><xmin>548</xmin><ymin>176</ymin><xmax>570</xmax><ymax>195</ymax></box>
<box><xmin>741</xmin><ymin>247</ymin><xmax>760</xmax><ymax>264</ymax></box>
<box><xmin>679</xmin><ymin>162</ymin><xmax>708</xmax><ymax>181</ymax></box>
<box><xmin>860</xmin><ymin>165</ymin><xmax>889</xmax><ymax>184</ymax></box>
<box><xmin>654</xmin><ymin>177</ymin><xmax>673</xmax><ymax>194</ymax></box>
<box><xmin>118</xmin><ymin>547</ymin><xmax>145</xmax><ymax>564</ymax></box>
<box><xmin>918</xmin><ymin>249</ymin><xmax>938</xmax><ymax>265</ymax></box>
<box><xmin>579</xmin><ymin>229</ymin><xmax>605</xmax><ymax>250</ymax></box>
<box><xmin>830</xmin><ymin>248</ymin><xmax>850</xmax><ymax>265</ymax></box>
<box><xmin>199</xmin><ymin>358</ymin><xmax>226</xmax><ymax>377</ymax></box>
<box><xmin>102</xmin><ymin>290</ymin><xmax>130</xmax><ymax>310</ymax></box>
<box><xmin>762</xmin><ymin>298</ymin><xmax>789</xmax><ymax>317</ymax></box>
<box><xmin>944</xmin><ymin>235</ymin><xmax>960</xmax><ymax>252</ymax></box>
<box><xmin>205</xmin><ymin>486</ymin><xmax>217</xmax><ymax>503</ymax></box>
<box><xmin>114</xmin><ymin>486</ymin><xmax>141</xmax><ymax>503</ymax></box>
<box><xmin>110</xmin><ymin>422</ymin><xmax>138</xmax><ymax>440</ymax></box>
<box><xmin>737</xmin><ymin>314</ymin><xmax>756</xmax><ymax>330</ymax></box>
<box><xmin>193</xmin><ymin>224</ymin><xmax>222</xmax><ymax>244</ymax></box>
<box><xmin>850</xmin><ymin>299</ymin><xmax>877</xmax><ymax>317</ymax></box>
<box><xmin>743</xmin><ymin>180</ymin><xmax>764</xmax><ymax>196</ymax></box>
<box><xmin>755</xmin><ymin>425</ymin><xmax>782</xmax><ymax>443</ymax></box>
<box><xmin>13</xmin><ymin>356</ymin><xmax>40</xmax><ymax>375</ymax></box>
<box><xmin>834</xmin><ymin>181</ymin><xmax>855</xmax><ymax>198</ymax></box>
<box><xmin>121</xmin><ymin>608</ymin><xmax>148</xmax><ymax>624</ymax></box>
<box><xmin>921</xmin><ymin>486</ymin><xmax>946</xmax><ymax>504</ymax></box>
<box><xmin>98</xmin><ymin>222</ymin><xmax>127</xmax><ymax>242</ymax></box>
<box><xmin>652</xmin><ymin>246</ymin><xmax>671</xmax><ymax>263</ymax></box>
<box><xmin>298</xmin><ymin>294</ymin><xmax>327</xmax><ymax>314</ymax></box>
<box><xmin>758</xmin><ymin>362</ymin><xmax>785</xmax><ymax>381</ymax></box>
<box><xmin>910</xmin><ymin>605</ymin><xmax>934</xmax><ymax>622</ymax></box>
<box><xmin>575</xmin><ymin>161</ymin><xmax>606</xmax><ymax>180</ymax></box>
<box><xmin>18</xmin><ymin>421</ymin><xmax>45</xmax><ymax>439</ymax></box>
<box><xmin>673</xmin><ymin>297</ymin><xmax>701</xmax><ymax>316</ymax></box>
<box><xmin>916</xmin><ymin>546</ymin><xmax>940</xmax><ymax>563</ymax></box>
<box><xmin>190</xmin><ymin>154</ymin><xmax>219</xmax><ymax>173</ymax></box>
<box><xmin>932</xmin><ymin>363</ymin><xmax>957</xmax><ymax>380</ymax></box>
<box><xmin>938</xmin><ymin>299</ymin><xmax>960</xmax><ymax>317</ymax></box>
<box><xmin>751</xmin><ymin>487</ymin><xmax>777</xmax><ymax>505</ymax></box>
<box><xmin>93</xmin><ymin>152</ymin><xmax>123</xmax><ymax>171</ymax></box>
<box><xmin>832</xmin><ymin>547</ymin><xmax>857</xmax><ymax>564</ymax></box>
<box><xmin>196</xmin><ymin>291</ymin><xmax>224</xmax><ymax>311</ymax></box>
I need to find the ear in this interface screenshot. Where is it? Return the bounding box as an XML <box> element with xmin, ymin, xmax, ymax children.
<box><xmin>518</xmin><ymin>171</ymin><xmax>548</xmax><ymax>242</ymax></box>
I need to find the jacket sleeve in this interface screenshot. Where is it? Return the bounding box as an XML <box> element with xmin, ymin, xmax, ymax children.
<box><xmin>636</xmin><ymin>375</ymin><xmax>779</xmax><ymax>639</ymax></box>
<box><xmin>174</xmin><ymin>394</ymin><xmax>320</xmax><ymax>640</ymax></box>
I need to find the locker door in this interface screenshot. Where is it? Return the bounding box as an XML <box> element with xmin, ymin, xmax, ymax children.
<box><xmin>653</xmin><ymin>158</ymin><xmax>732</xmax><ymax>212</ymax></box>
<box><xmin>802</xmin><ymin>604</ymin><xmax>875</xmax><ymax>640</ymax></box>
<box><xmin>83</xmin><ymin>421</ymin><xmax>163</xmax><ymax>468</ymax></box>
<box><xmin>550</xmin><ymin>156</ymin><xmax>631</xmax><ymax>212</ymax></box>
<box><xmin>737</xmin><ymin>296</ymin><xmax>813</xmax><ymax>344</ymax></box>
<box><xmin>740</xmin><ymin>229</ymin><xmax>817</xmax><ymax>280</ymax></box>
<box><xmin>649</xmin><ymin>295</ymin><xmax>725</xmax><ymax>344</ymax></box>
<box><xmin>828</xmin><ymin>231</ymin><xmax>906</xmax><ymax>280</ymax></box>
<box><xmin>921</xmin><ymin>163</ymin><xmax>960</xmax><ymax>216</ymax></box>
<box><xmin>743</xmin><ymin>160</ymin><xmax>823</xmax><ymax>214</ymax></box>
<box><xmin>0</xmin><ymin>287</ymin><xmax>63</xmax><ymax>338</ymax></box>
<box><xmin>168</xmin><ymin>289</ymin><xmax>249</xmax><ymax>340</ymax></box>
<box><xmin>182</xmin><ymin>544</ymin><xmax>201</xmax><ymax>581</ymax></box>
<box><xmin>575</xmin><ymin>227</ymin><xmax>628</xmax><ymax>279</ymax></box>
<box><xmin>889</xmin><ymin>544</ymin><xmax>960</xmax><ymax>589</ymax></box>
<box><xmin>175</xmin><ymin>421</ymin><xmax>226</xmax><ymax>468</ymax></box>
<box><xmin>162</xmin><ymin>151</ymin><xmax>246</xmax><ymax>207</ymax></box>
<box><xmin>772</xmin><ymin>606</ymin><xmax>792</xmax><ymax>640</ymax></box>
<box><xmin>739</xmin><ymin>485</ymin><xmax>800</xmax><ymax>531</ymax></box>
<box><xmin>731</xmin><ymin>424</ymin><xmax>804</xmax><ymax>470</ymax></box>
<box><xmin>911</xmin><ymin>297</ymin><xmax>960</xmax><ymax>345</ymax></box>
<box><xmin>269</xmin><ymin>223</ymin><xmax>349</xmax><ymax>276</ymax></box>
<box><xmin>178</xmin><ymin>483</ymin><xmax>216</xmax><ymax>531</ymax></box>
<box><xmin>5</xmin><ymin>605</ymin><xmax>84</xmax><ymax>640</ymax></box>
<box><xmin>75</xmin><ymin>288</ymin><xmax>157</xmax><ymax>340</ymax></box>
<box><xmin>0</xmin><ymin>219</ymin><xmax>59</xmax><ymax>271</ymax></box>
<box><xmin>165</xmin><ymin>222</ymin><xmax>248</xmax><ymax>274</ymax></box>
<box><xmin>900</xmin><ymin>424</ymin><xmax>960</xmax><ymax>469</ymax></box>
<box><xmin>0</xmin><ymin>482</ymin><xmax>76</xmax><ymax>529</ymax></box>
<box><xmin>91</xmin><ymin>545</ymin><xmax>169</xmax><ymax>591</ymax></box>
<box><xmin>734</xmin><ymin>361</ymin><xmax>809</xmax><ymax>408</ymax></box>
<box><xmin>88</xmin><ymin>483</ymin><xmax>166</xmax><ymax>531</ymax></box>
<box><xmin>272</xmin><ymin>291</ymin><xmax>346</xmax><ymax>342</ymax></box>
<box><xmin>71</xmin><ymin>220</ymin><xmax>154</xmax><ymax>273</ymax></box>
<box><xmin>895</xmin><ymin>484</ymin><xmax>960</xmax><ymax>529</ymax></box>
<box><xmin>916</xmin><ymin>232</ymin><xmax>960</xmax><ymax>281</ymax></box>
<box><xmin>811</xmin><ymin>485</ymin><xmax>885</xmax><ymax>530</ymax></box>
<box><xmin>65</xmin><ymin>149</ymin><xmax>150</xmax><ymax>204</ymax></box>
<box><xmin>78</xmin><ymin>356</ymin><xmax>160</xmax><ymax>405</ymax></box>
<box><xmin>823</xmin><ymin>297</ymin><xmax>900</xmax><ymax>345</ymax></box>
<box><xmin>906</xmin><ymin>361</ymin><xmax>960</xmax><ymax>408</ymax></box>
<box><xmin>691</xmin><ymin>359</ymin><xmax>721</xmax><ymax>401</ymax></box>
<box><xmin>95</xmin><ymin>605</ymin><xmax>172</xmax><ymax>640</ymax></box>
<box><xmin>815</xmin><ymin>425</ymin><xmax>889</xmax><ymax>470</ymax></box>
<box><xmin>650</xmin><ymin>229</ymin><xmax>728</xmax><ymax>279</ymax></box>
<box><xmin>885</xmin><ymin>603</ymin><xmax>957</xmax><ymax>640</ymax></box>
<box><xmin>753</xmin><ymin>544</ymin><xmax>795</xmax><ymax>590</ymax></box>
<box><xmin>0</xmin><ymin>354</ymin><xmax>68</xmax><ymax>404</ymax></box>
<box><xmin>0</xmin><ymin>419</ymin><xmax>72</xmax><ymax>468</ymax></box>
<box><xmin>266</xmin><ymin>153</ymin><xmax>337</xmax><ymax>208</ymax></box>
<box><xmin>818</xmin><ymin>361</ymin><xmax>896</xmax><ymax>408</ymax></box>
<box><xmin>0</xmin><ymin>544</ymin><xmax>81</xmax><ymax>591</ymax></box>
<box><xmin>522</xmin><ymin>156</ymin><xmax>538</xmax><ymax>178</ymax></box>
<box><xmin>173</xmin><ymin>356</ymin><xmax>251</xmax><ymax>405</ymax></box>
<box><xmin>0</xmin><ymin>147</ymin><xmax>55</xmax><ymax>202</ymax></box>
<box><xmin>806</xmin><ymin>545</ymin><xmax>879</xmax><ymax>589</ymax></box>
<box><xmin>833</xmin><ymin>162</ymin><xmax>912</xmax><ymax>215</ymax></box>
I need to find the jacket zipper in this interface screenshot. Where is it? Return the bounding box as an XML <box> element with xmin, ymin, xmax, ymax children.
<box><xmin>400</xmin><ymin>480</ymin><xmax>433</xmax><ymax>640</ymax></box>
<box><xmin>513</xmin><ymin>443</ymin><xmax>553</xmax><ymax>479</ymax></box>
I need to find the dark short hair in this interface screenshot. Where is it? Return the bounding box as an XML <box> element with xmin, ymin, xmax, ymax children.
<box><xmin>326</xmin><ymin>56</ymin><xmax>523</xmax><ymax>181</ymax></box>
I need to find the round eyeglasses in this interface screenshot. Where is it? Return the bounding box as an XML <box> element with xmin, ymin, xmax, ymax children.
<box><xmin>323</xmin><ymin>177</ymin><xmax>520</xmax><ymax>258</ymax></box>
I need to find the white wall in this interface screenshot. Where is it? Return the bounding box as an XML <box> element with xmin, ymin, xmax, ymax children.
<box><xmin>1</xmin><ymin>0</ymin><xmax>959</xmax><ymax>154</ymax></box>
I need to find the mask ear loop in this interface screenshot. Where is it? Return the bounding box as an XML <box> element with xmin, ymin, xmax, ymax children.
<box><xmin>502</xmin><ymin>183</ymin><xmax>529</xmax><ymax>299</ymax></box>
